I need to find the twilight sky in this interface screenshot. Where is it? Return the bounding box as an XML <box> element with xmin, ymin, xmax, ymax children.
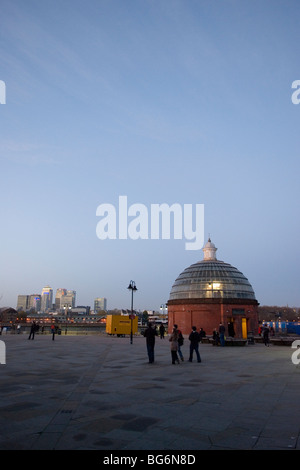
<box><xmin>1</xmin><ymin>0</ymin><xmax>299</xmax><ymax>311</ymax></box>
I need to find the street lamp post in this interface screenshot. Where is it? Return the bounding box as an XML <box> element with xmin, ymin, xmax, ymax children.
<box><xmin>127</xmin><ymin>280</ymin><xmax>137</xmax><ymax>344</ymax></box>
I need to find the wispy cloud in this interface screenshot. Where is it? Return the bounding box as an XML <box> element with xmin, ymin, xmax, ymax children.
<box><xmin>0</xmin><ymin>140</ymin><xmax>61</xmax><ymax>166</ymax></box>
<box><xmin>0</xmin><ymin>1</ymin><xmax>102</xmax><ymax>102</ymax></box>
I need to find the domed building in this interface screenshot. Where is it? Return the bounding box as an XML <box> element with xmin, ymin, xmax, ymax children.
<box><xmin>167</xmin><ymin>239</ymin><xmax>259</xmax><ymax>339</ymax></box>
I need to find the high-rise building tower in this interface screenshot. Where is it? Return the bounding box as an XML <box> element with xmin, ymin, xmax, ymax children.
<box><xmin>55</xmin><ymin>288</ymin><xmax>67</xmax><ymax>311</ymax></box>
<box><xmin>17</xmin><ymin>295</ymin><xmax>29</xmax><ymax>311</ymax></box>
<box><xmin>94</xmin><ymin>297</ymin><xmax>107</xmax><ymax>312</ymax></box>
<box><xmin>17</xmin><ymin>294</ymin><xmax>41</xmax><ymax>312</ymax></box>
<box><xmin>61</xmin><ymin>290</ymin><xmax>76</xmax><ymax>311</ymax></box>
<box><xmin>28</xmin><ymin>294</ymin><xmax>41</xmax><ymax>312</ymax></box>
<box><xmin>41</xmin><ymin>286</ymin><xmax>53</xmax><ymax>313</ymax></box>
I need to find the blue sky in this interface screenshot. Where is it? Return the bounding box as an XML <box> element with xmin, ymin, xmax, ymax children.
<box><xmin>1</xmin><ymin>0</ymin><xmax>299</xmax><ymax>311</ymax></box>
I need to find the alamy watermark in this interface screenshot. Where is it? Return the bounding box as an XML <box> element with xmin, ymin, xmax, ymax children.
<box><xmin>291</xmin><ymin>80</ymin><xmax>300</xmax><ymax>105</ymax></box>
<box><xmin>0</xmin><ymin>80</ymin><xmax>6</xmax><ymax>104</ymax></box>
<box><xmin>96</xmin><ymin>196</ymin><xmax>204</xmax><ymax>250</ymax></box>
<box><xmin>291</xmin><ymin>340</ymin><xmax>300</xmax><ymax>365</ymax></box>
<box><xmin>0</xmin><ymin>341</ymin><xmax>6</xmax><ymax>364</ymax></box>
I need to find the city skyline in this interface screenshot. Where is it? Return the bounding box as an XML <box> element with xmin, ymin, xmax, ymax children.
<box><xmin>16</xmin><ymin>286</ymin><xmax>108</xmax><ymax>312</ymax></box>
<box><xmin>1</xmin><ymin>1</ymin><xmax>299</xmax><ymax>310</ymax></box>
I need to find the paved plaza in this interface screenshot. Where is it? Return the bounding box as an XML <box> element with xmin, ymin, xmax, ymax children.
<box><xmin>0</xmin><ymin>331</ymin><xmax>300</xmax><ymax>451</ymax></box>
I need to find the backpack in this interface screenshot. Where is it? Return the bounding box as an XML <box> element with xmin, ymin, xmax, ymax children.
<box><xmin>178</xmin><ymin>331</ymin><xmax>184</xmax><ymax>346</ymax></box>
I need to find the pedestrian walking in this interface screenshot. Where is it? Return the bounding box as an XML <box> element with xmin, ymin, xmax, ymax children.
<box><xmin>263</xmin><ymin>323</ymin><xmax>270</xmax><ymax>347</ymax></box>
<box><xmin>50</xmin><ymin>323</ymin><xmax>56</xmax><ymax>341</ymax></box>
<box><xmin>174</xmin><ymin>324</ymin><xmax>184</xmax><ymax>361</ymax></box>
<box><xmin>143</xmin><ymin>322</ymin><xmax>158</xmax><ymax>363</ymax></box>
<box><xmin>169</xmin><ymin>326</ymin><xmax>180</xmax><ymax>364</ymax></box>
<box><xmin>159</xmin><ymin>323</ymin><xmax>165</xmax><ymax>339</ymax></box>
<box><xmin>188</xmin><ymin>326</ymin><xmax>201</xmax><ymax>362</ymax></box>
<box><xmin>219</xmin><ymin>323</ymin><xmax>226</xmax><ymax>346</ymax></box>
<box><xmin>28</xmin><ymin>321</ymin><xmax>37</xmax><ymax>340</ymax></box>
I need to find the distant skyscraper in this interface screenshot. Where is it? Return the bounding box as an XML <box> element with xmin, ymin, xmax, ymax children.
<box><xmin>41</xmin><ymin>286</ymin><xmax>53</xmax><ymax>312</ymax></box>
<box><xmin>17</xmin><ymin>294</ymin><xmax>41</xmax><ymax>312</ymax></box>
<box><xmin>61</xmin><ymin>290</ymin><xmax>76</xmax><ymax>311</ymax></box>
<box><xmin>55</xmin><ymin>288</ymin><xmax>67</xmax><ymax>311</ymax></box>
<box><xmin>17</xmin><ymin>295</ymin><xmax>29</xmax><ymax>311</ymax></box>
<box><xmin>94</xmin><ymin>297</ymin><xmax>107</xmax><ymax>312</ymax></box>
<box><xmin>28</xmin><ymin>294</ymin><xmax>41</xmax><ymax>312</ymax></box>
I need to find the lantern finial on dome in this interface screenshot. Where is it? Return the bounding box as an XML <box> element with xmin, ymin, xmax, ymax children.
<box><xmin>203</xmin><ymin>238</ymin><xmax>217</xmax><ymax>261</ymax></box>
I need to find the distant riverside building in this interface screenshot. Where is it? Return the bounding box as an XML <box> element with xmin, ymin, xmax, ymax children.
<box><xmin>71</xmin><ymin>306</ymin><xmax>90</xmax><ymax>315</ymax></box>
<box><xmin>94</xmin><ymin>297</ymin><xmax>107</xmax><ymax>312</ymax></box>
<box><xmin>0</xmin><ymin>307</ymin><xmax>18</xmax><ymax>325</ymax></box>
<box><xmin>167</xmin><ymin>238</ymin><xmax>259</xmax><ymax>339</ymax></box>
<box><xmin>41</xmin><ymin>286</ymin><xmax>53</xmax><ymax>313</ymax></box>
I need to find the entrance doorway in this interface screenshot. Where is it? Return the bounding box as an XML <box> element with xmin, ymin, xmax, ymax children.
<box><xmin>242</xmin><ymin>317</ymin><xmax>247</xmax><ymax>339</ymax></box>
<box><xmin>227</xmin><ymin>318</ymin><xmax>235</xmax><ymax>337</ymax></box>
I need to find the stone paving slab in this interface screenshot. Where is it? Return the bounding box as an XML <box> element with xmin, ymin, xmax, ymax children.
<box><xmin>0</xmin><ymin>333</ymin><xmax>300</xmax><ymax>453</ymax></box>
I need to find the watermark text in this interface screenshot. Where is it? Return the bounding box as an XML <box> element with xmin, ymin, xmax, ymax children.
<box><xmin>96</xmin><ymin>196</ymin><xmax>204</xmax><ymax>250</ymax></box>
<box><xmin>0</xmin><ymin>80</ymin><xmax>6</xmax><ymax>104</ymax></box>
<box><xmin>291</xmin><ymin>340</ymin><xmax>300</xmax><ymax>365</ymax></box>
<box><xmin>291</xmin><ymin>80</ymin><xmax>300</xmax><ymax>105</ymax></box>
<box><xmin>0</xmin><ymin>341</ymin><xmax>6</xmax><ymax>364</ymax></box>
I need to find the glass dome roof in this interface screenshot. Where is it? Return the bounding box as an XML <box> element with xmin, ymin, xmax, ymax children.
<box><xmin>169</xmin><ymin>239</ymin><xmax>257</xmax><ymax>302</ymax></box>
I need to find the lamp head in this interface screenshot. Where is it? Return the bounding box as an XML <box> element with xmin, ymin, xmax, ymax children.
<box><xmin>127</xmin><ymin>280</ymin><xmax>137</xmax><ymax>291</ymax></box>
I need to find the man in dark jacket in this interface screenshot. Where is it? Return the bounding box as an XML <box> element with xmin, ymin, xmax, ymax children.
<box><xmin>143</xmin><ymin>322</ymin><xmax>158</xmax><ymax>363</ymax></box>
<box><xmin>188</xmin><ymin>326</ymin><xmax>201</xmax><ymax>363</ymax></box>
<box><xmin>219</xmin><ymin>323</ymin><xmax>226</xmax><ymax>346</ymax></box>
<box><xmin>28</xmin><ymin>321</ymin><xmax>37</xmax><ymax>340</ymax></box>
<box><xmin>263</xmin><ymin>323</ymin><xmax>270</xmax><ymax>347</ymax></box>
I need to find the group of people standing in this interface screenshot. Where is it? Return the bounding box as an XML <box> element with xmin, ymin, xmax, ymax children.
<box><xmin>28</xmin><ymin>321</ymin><xmax>58</xmax><ymax>341</ymax></box>
<box><xmin>212</xmin><ymin>322</ymin><xmax>235</xmax><ymax>346</ymax></box>
<box><xmin>143</xmin><ymin>322</ymin><xmax>203</xmax><ymax>364</ymax></box>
